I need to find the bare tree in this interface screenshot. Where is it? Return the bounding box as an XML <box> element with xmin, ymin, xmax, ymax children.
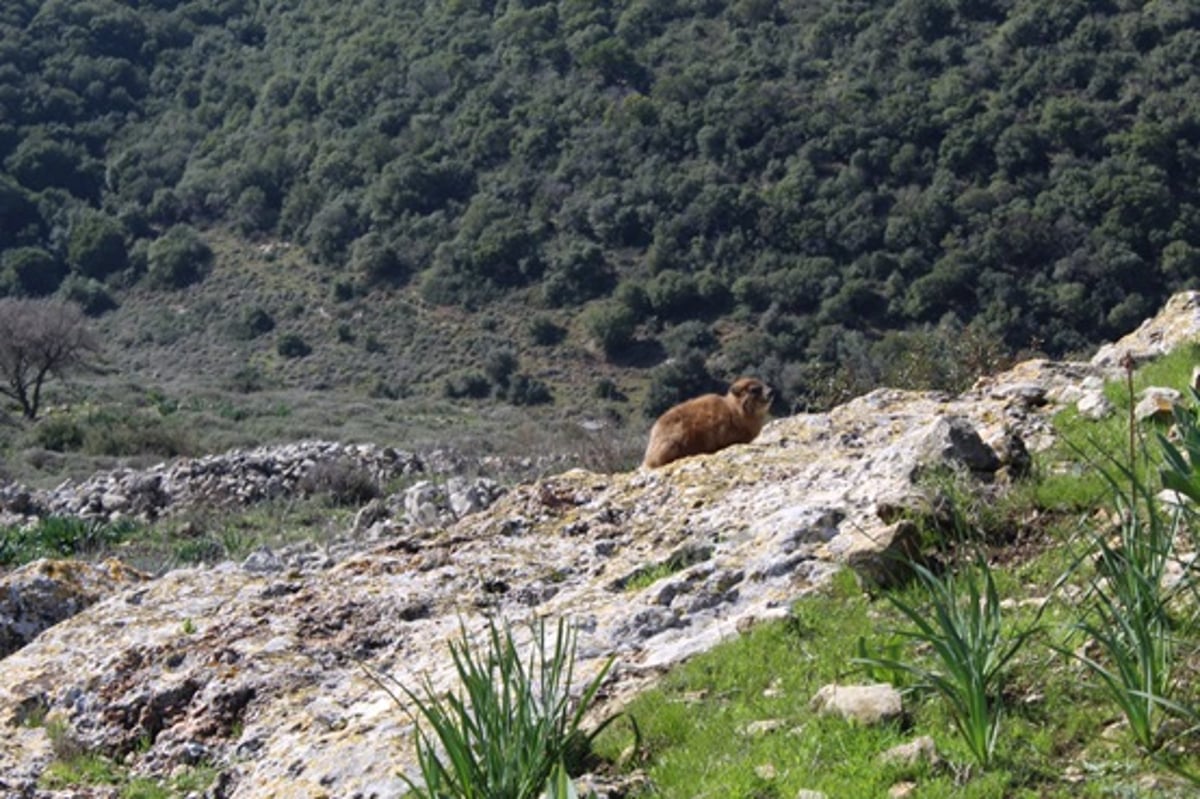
<box><xmin>0</xmin><ymin>298</ymin><xmax>100</xmax><ymax>420</ymax></box>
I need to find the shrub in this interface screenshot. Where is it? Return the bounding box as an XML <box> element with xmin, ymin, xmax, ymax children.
<box><xmin>277</xmin><ymin>333</ymin><xmax>311</xmax><ymax>358</ymax></box>
<box><xmin>484</xmin><ymin>347</ymin><xmax>519</xmax><ymax>388</ymax></box>
<box><xmin>505</xmin><ymin>373</ymin><xmax>553</xmax><ymax>406</ymax></box>
<box><xmin>146</xmin><ymin>225</ymin><xmax>213</xmax><ymax>289</ymax></box>
<box><xmin>642</xmin><ymin>352</ymin><xmax>716</xmax><ymax>418</ymax></box>
<box><xmin>528</xmin><ymin>315</ymin><xmax>566</xmax><ymax>346</ymax></box>
<box><xmin>661</xmin><ymin>321</ymin><xmax>717</xmax><ymax>359</ymax></box>
<box><xmin>581</xmin><ymin>300</ymin><xmax>636</xmax><ymax>359</ymax></box>
<box><xmin>32</xmin><ymin>415</ymin><xmax>85</xmax><ymax>452</ymax></box>
<box><xmin>57</xmin><ymin>274</ymin><xmax>116</xmax><ymax>316</ymax></box>
<box><xmin>593</xmin><ymin>377</ymin><xmax>626</xmax><ymax>401</ymax></box>
<box><xmin>225</xmin><ymin>366</ymin><xmax>266</xmax><ymax>393</ymax></box>
<box><xmin>67</xmin><ymin>211</ymin><xmax>128</xmax><ymax>280</ymax></box>
<box><xmin>443</xmin><ymin>371</ymin><xmax>492</xmax><ymax>399</ymax></box>
<box><xmin>81</xmin><ymin>410</ymin><xmax>193</xmax><ymax>457</ymax></box>
<box><xmin>244</xmin><ymin>307</ymin><xmax>276</xmax><ymax>337</ymax></box>
<box><xmin>2</xmin><ymin>247</ymin><xmax>66</xmax><ymax>297</ymax></box>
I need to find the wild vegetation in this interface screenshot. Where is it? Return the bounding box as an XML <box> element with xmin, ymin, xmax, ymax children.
<box><xmin>2</xmin><ymin>0</ymin><xmax>1199</xmax><ymax>424</ymax></box>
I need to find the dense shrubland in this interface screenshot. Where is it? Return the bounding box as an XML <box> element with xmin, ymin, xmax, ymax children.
<box><xmin>2</xmin><ymin>0</ymin><xmax>1200</xmax><ymax>409</ymax></box>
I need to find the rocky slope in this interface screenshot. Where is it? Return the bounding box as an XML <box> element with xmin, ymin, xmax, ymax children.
<box><xmin>2</xmin><ymin>293</ymin><xmax>1199</xmax><ymax>798</ymax></box>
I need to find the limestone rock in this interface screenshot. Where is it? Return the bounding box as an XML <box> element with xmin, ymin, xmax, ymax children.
<box><xmin>915</xmin><ymin>415</ymin><xmax>1001</xmax><ymax>475</ymax></box>
<box><xmin>0</xmin><ymin>559</ymin><xmax>150</xmax><ymax>658</ymax></box>
<box><xmin>809</xmin><ymin>683</ymin><xmax>904</xmax><ymax>725</ymax></box>
<box><xmin>1092</xmin><ymin>291</ymin><xmax>1200</xmax><ymax>369</ymax></box>
<box><xmin>1077</xmin><ymin>389</ymin><xmax>1114</xmax><ymax>420</ymax></box>
<box><xmin>1135</xmin><ymin>387</ymin><xmax>1181</xmax><ymax>423</ymax></box>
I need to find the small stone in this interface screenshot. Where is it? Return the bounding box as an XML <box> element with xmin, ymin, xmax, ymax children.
<box><xmin>879</xmin><ymin>735</ymin><xmax>939</xmax><ymax>767</ymax></box>
<box><xmin>888</xmin><ymin>781</ymin><xmax>917</xmax><ymax>798</ymax></box>
<box><xmin>795</xmin><ymin>791</ymin><xmax>828</xmax><ymax>799</ymax></box>
<box><xmin>242</xmin><ymin>547</ymin><xmax>283</xmax><ymax>574</ymax></box>
<box><xmin>810</xmin><ymin>683</ymin><xmax>903</xmax><ymax>725</ymax></box>
<box><xmin>742</xmin><ymin>719</ymin><xmax>785</xmax><ymax>736</ymax></box>
<box><xmin>755</xmin><ymin>763</ymin><xmax>777</xmax><ymax>780</ymax></box>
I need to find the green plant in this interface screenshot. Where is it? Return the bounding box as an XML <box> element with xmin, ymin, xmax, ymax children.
<box><xmin>1045</xmin><ymin>355</ymin><xmax>1200</xmax><ymax>755</ymax></box>
<box><xmin>0</xmin><ymin>516</ymin><xmax>141</xmax><ymax>566</ymax></box>
<box><xmin>857</xmin><ymin>553</ymin><xmax>1041</xmax><ymax>768</ymax></box>
<box><xmin>276</xmin><ymin>333</ymin><xmax>312</xmax><ymax>358</ymax></box>
<box><xmin>367</xmin><ymin>616</ymin><xmax>619</xmax><ymax>799</ymax></box>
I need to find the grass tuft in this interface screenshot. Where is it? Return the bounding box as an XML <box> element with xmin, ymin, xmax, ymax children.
<box><xmin>365</xmin><ymin>616</ymin><xmax>620</xmax><ymax>799</ymax></box>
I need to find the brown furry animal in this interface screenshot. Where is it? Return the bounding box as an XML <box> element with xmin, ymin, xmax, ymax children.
<box><xmin>642</xmin><ymin>377</ymin><xmax>773</xmax><ymax>468</ymax></box>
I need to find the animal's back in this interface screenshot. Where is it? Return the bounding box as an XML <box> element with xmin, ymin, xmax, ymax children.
<box><xmin>643</xmin><ymin>394</ymin><xmax>741</xmax><ymax>468</ymax></box>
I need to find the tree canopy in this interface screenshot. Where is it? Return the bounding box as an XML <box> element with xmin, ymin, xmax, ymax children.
<box><xmin>2</xmin><ymin>0</ymin><xmax>1199</xmax><ymax>405</ymax></box>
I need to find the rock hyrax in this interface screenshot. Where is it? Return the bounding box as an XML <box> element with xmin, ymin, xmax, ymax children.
<box><xmin>642</xmin><ymin>377</ymin><xmax>773</xmax><ymax>468</ymax></box>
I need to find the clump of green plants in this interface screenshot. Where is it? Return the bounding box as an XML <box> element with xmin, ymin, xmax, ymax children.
<box><xmin>857</xmin><ymin>550</ymin><xmax>1043</xmax><ymax>768</ymax></box>
<box><xmin>0</xmin><ymin>516</ymin><xmax>142</xmax><ymax>566</ymax></box>
<box><xmin>366</xmin><ymin>616</ymin><xmax>621</xmax><ymax>799</ymax></box>
<box><xmin>1053</xmin><ymin>370</ymin><xmax>1200</xmax><ymax>757</ymax></box>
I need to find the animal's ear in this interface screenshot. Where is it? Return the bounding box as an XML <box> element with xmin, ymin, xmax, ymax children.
<box><xmin>729</xmin><ymin>378</ymin><xmax>748</xmax><ymax>397</ymax></box>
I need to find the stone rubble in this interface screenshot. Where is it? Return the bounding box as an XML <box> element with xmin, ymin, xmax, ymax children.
<box><xmin>0</xmin><ymin>292</ymin><xmax>1197</xmax><ymax>798</ymax></box>
<box><xmin>0</xmin><ymin>440</ymin><xmax>556</xmax><ymax>530</ymax></box>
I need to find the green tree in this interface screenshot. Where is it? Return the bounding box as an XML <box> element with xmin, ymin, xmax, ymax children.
<box><xmin>146</xmin><ymin>225</ymin><xmax>213</xmax><ymax>289</ymax></box>
<box><xmin>67</xmin><ymin>211</ymin><xmax>128</xmax><ymax>280</ymax></box>
<box><xmin>1</xmin><ymin>247</ymin><xmax>65</xmax><ymax>296</ymax></box>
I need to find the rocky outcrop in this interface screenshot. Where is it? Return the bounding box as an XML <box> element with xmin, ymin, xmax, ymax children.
<box><xmin>0</xmin><ymin>559</ymin><xmax>150</xmax><ymax>658</ymax></box>
<box><xmin>1</xmin><ymin>293</ymin><xmax>1199</xmax><ymax>797</ymax></box>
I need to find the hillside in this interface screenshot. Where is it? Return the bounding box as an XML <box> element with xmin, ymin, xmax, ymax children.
<box><xmin>2</xmin><ymin>0</ymin><xmax>1200</xmax><ymax>426</ymax></box>
<box><xmin>2</xmin><ymin>293</ymin><xmax>1200</xmax><ymax>797</ymax></box>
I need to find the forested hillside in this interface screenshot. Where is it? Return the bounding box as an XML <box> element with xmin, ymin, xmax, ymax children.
<box><xmin>3</xmin><ymin>0</ymin><xmax>1199</xmax><ymax>410</ymax></box>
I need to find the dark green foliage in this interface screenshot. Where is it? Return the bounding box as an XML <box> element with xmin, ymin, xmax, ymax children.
<box><xmin>1</xmin><ymin>247</ymin><xmax>65</xmax><ymax>296</ymax></box>
<box><xmin>232</xmin><ymin>307</ymin><xmax>275</xmax><ymax>340</ymax></box>
<box><xmin>582</xmin><ymin>300</ymin><xmax>637</xmax><ymax>359</ymax></box>
<box><xmin>443</xmin><ymin>371</ymin><xmax>491</xmax><ymax>400</ymax></box>
<box><xmin>32</xmin><ymin>414</ymin><xmax>85</xmax><ymax>452</ymax></box>
<box><xmin>146</xmin><ymin>225</ymin><xmax>212</xmax><ymax>289</ymax></box>
<box><xmin>504</xmin><ymin>373</ymin><xmax>553</xmax><ymax>406</ymax></box>
<box><xmin>483</xmin><ymin>347</ymin><xmax>519</xmax><ymax>389</ymax></box>
<box><xmin>57</xmin><ymin>274</ymin><xmax>116</xmax><ymax>316</ymax></box>
<box><xmin>593</xmin><ymin>377</ymin><xmax>626</xmax><ymax>402</ymax></box>
<box><xmin>661</xmin><ymin>321</ymin><xmax>717</xmax><ymax>359</ymax></box>
<box><xmin>541</xmin><ymin>240</ymin><xmax>614</xmax><ymax>307</ymax></box>
<box><xmin>225</xmin><ymin>365</ymin><xmax>266</xmax><ymax>393</ymax></box>
<box><xmin>276</xmin><ymin>333</ymin><xmax>311</xmax><ymax>358</ymax></box>
<box><xmin>527</xmin><ymin>315</ymin><xmax>566</xmax><ymax>346</ymax></box>
<box><xmin>643</xmin><ymin>352</ymin><xmax>718</xmax><ymax>418</ymax></box>
<box><xmin>3</xmin><ymin>0</ymin><xmax>1200</xmax><ymax>395</ymax></box>
<box><xmin>66</xmin><ymin>212</ymin><xmax>127</xmax><ymax>280</ymax></box>
<box><xmin>76</xmin><ymin>409</ymin><xmax>193</xmax><ymax>457</ymax></box>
